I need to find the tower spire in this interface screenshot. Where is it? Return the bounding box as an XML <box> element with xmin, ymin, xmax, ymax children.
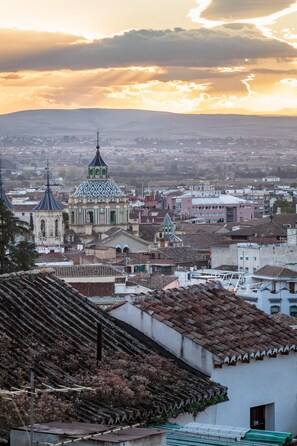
<box><xmin>33</xmin><ymin>161</ymin><xmax>63</xmax><ymax>211</ymax></box>
<box><xmin>96</xmin><ymin>129</ymin><xmax>100</xmax><ymax>153</ymax></box>
<box><xmin>87</xmin><ymin>129</ymin><xmax>108</xmax><ymax>179</ymax></box>
<box><xmin>46</xmin><ymin>159</ymin><xmax>50</xmax><ymax>190</ymax></box>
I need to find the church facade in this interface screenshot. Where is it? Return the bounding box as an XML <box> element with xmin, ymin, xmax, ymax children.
<box><xmin>68</xmin><ymin>135</ymin><xmax>131</xmax><ymax>239</ymax></box>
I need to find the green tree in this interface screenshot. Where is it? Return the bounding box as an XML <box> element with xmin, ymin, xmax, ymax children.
<box><xmin>0</xmin><ymin>201</ymin><xmax>38</xmax><ymax>274</ymax></box>
<box><xmin>272</xmin><ymin>198</ymin><xmax>295</xmax><ymax>214</ymax></box>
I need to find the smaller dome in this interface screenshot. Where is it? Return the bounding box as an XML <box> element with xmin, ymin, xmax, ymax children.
<box><xmin>74</xmin><ymin>179</ymin><xmax>124</xmax><ymax>198</ymax></box>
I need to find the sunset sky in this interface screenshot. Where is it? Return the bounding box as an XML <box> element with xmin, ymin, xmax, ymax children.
<box><xmin>2</xmin><ymin>0</ymin><xmax>297</xmax><ymax>115</ymax></box>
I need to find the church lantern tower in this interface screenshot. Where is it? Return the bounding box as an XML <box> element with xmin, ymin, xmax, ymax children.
<box><xmin>33</xmin><ymin>163</ymin><xmax>64</xmax><ymax>252</ymax></box>
<box><xmin>68</xmin><ymin>132</ymin><xmax>131</xmax><ymax>238</ymax></box>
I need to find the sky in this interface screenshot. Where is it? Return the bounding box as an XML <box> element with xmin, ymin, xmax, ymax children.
<box><xmin>1</xmin><ymin>0</ymin><xmax>297</xmax><ymax>115</ymax></box>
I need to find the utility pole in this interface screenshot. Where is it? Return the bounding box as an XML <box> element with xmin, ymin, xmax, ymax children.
<box><xmin>29</xmin><ymin>370</ymin><xmax>35</xmax><ymax>446</ymax></box>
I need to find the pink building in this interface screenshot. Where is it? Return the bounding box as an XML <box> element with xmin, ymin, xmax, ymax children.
<box><xmin>167</xmin><ymin>194</ymin><xmax>254</xmax><ymax>223</ymax></box>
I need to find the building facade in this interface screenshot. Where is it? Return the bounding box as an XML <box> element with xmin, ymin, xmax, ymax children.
<box><xmin>166</xmin><ymin>192</ymin><xmax>254</xmax><ymax>223</ymax></box>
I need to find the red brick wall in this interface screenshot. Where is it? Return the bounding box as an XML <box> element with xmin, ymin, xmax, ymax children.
<box><xmin>69</xmin><ymin>282</ymin><xmax>115</xmax><ymax>297</ymax></box>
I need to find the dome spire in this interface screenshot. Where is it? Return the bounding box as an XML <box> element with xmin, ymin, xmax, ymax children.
<box><xmin>96</xmin><ymin>129</ymin><xmax>100</xmax><ymax>153</ymax></box>
<box><xmin>88</xmin><ymin>130</ymin><xmax>108</xmax><ymax>179</ymax></box>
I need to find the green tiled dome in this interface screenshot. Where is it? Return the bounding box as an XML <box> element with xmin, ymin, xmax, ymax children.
<box><xmin>74</xmin><ymin>179</ymin><xmax>124</xmax><ymax>198</ymax></box>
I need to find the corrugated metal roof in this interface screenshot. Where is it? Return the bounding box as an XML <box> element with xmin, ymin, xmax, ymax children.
<box><xmin>154</xmin><ymin>425</ymin><xmax>293</xmax><ymax>446</ymax></box>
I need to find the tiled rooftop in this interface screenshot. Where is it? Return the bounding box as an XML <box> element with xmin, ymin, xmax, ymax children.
<box><xmin>253</xmin><ymin>265</ymin><xmax>297</xmax><ymax>278</ymax></box>
<box><xmin>158</xmin><ymin>247</ymin><xmax>208</xmax><ymax>263</ymax></box>
<box><xmin>53</xmin><ymin>264</ymin><xmax>125</xmax><ymax>278</ymax></box>
<box><xmin>0</xmin><ymin>270</ymin><xmax>226</xmax><ymax>428</ymax></box>
<box><xmin>133</xmin><ymin>283</ymin><xmax>297</xmax><ymax>364</ymax></box>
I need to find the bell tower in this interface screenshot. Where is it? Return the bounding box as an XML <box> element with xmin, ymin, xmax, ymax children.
<box><xmin>33</xmin><ymin>162</ymin><xmax>65</xmax><ymax>253</ymax></box>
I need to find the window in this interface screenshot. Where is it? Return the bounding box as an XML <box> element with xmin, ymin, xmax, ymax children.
<box><xmin>55</xmin><ymin>219</ymin><xmax>59</xmax><ymax>237</ymax></box>
<box><xmin>250</xmin><ymin>404</ymin><xmax>275</xmax><ymax>431</ymax></box>
<box><xmin>289</xmin><ymin>282</ymin><xmax>295</xmax><ymax>294</ymax></box>
<box><xmin>270</xmin><ymin>305</ymin><xmax>280</xmax><ymax>315</ymax></box>
<box><xmin>290</xmin><ymin>305</ymin><xmax>297</xmax><ymax>318</ymax></box>
<box><xmin>250</xmin><ymin>405</ymin><xmax>265</xmax><ymax>430</ymax></box>
<box><xmin>40</xmin><ymin>219</ymin><xmax>46</xmax><ymax>237</ymax></box>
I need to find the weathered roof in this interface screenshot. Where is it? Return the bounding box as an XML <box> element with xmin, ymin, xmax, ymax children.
<box><xmin>229</xmin><ymin>221</ymin><xmax>287</xmax><ymax>238</ymax></box>
<box><xmin>14</xmin><ymin>422</ymin><xmax>164</xmax><ymax>443</ymax></box>
<box><xmin>253</xmin><ymin>265</ymin><xmax>297</xmax><ymax>279</ymax></box>
<box><xmin>158</xmin><ymin>247</ymin><xmax>208</xmax><ymax>263</ymax></box>
<box><xmin>131</xmin><ymin>275</ymin><xmax>177</xmax><ymax>291</ymax></box>
<box><xmin>53</xmin><ymin>264</ymin><xmax>125</xmax><ymax>278</ymax></box>
<box><xmin>132</xmin><ymin>283</ymin><xmax>297</xmax><ymax>364</ymax></box>
<box><xmin>73</xmin><ymin>179</ymin><xmax>124</xmax><ymax>198</ymax></box>
<box><xmin>179</xmin><ymin>233</ymin><xmax>226</xmax><ymax>250</ymax></box>
<box><xmin>271</xmin><ymin>312</ymin><xmax>297</xmax><ymax>327</ymax></box>
<box><xmin>36</xmin><ymin>252</ymin><xmax>70</xmax><ymax>264</ymax></box>
<box><xmin>0</xmin><ymin>270</ymin><xmax>226</xmax><ymax>425</ymax></box>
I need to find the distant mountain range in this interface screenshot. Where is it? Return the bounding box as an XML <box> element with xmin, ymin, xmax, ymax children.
<box><xmin>0</xmin><ymin>108</ymin><xmax>297</xmax><ymax>139</ymax></box>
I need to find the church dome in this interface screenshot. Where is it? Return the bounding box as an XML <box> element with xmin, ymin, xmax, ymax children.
<box><xmin>73</xmin><ymin>179</ymin><xmax>124</xmax><ymax>198</ymax></box>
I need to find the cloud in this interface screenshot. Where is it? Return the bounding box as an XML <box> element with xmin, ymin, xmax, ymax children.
<box><xmin>198</xmin><ymin>0</ymin><xmax>296</xmax><ymax>22</ymax></box>
<box><xmin>0</xmin><ymin>26</ymin><xmax>296</xmax><ymax>72</ymax></box>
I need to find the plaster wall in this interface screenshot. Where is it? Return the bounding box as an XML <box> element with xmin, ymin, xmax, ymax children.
<box><xmin>111</xmin><ymin>303</ymin><xmax>213</xmax><ymax>375</ymax></box>
<box><xmin>210</xmin><ymin>354</ymin><xmax>297</xmax><ymax>434</ymax></box>
<box><xmin>211</xmin><ymin>244</ymin><xmax>238</xmax><ymax>268</ymax></box>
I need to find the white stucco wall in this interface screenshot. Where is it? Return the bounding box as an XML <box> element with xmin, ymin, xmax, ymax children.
<box><xmin>211</xmin><ymin>354</ymin><xmax>297</xmax><ymax>434</ymax></box>
<box><xmin>211</xmin><ymin>244</ymin><xmax>238</xmax><ymax>269</ymax></box>
<box><xmin>111</xmin><ymin>303</ymin><xmax>213</xmax><ymax>375</ymax></box>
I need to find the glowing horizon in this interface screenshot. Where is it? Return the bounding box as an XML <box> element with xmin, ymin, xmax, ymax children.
<box><xmin>1</xmin><ymin>0</ymin><xmax>297</xmax><ymax>116</ymax></box>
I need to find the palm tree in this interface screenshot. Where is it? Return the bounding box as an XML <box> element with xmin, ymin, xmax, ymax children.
<box><xmin>0</xmin><ymin>201</ymin><xmax>38</xmax><ymax>274</ymax></box>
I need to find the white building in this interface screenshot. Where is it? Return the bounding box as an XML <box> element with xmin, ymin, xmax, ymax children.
<box><xmin>110</xmin><ymin>283</ymin><xmax>297</xmax><ymax>434</ymax></box>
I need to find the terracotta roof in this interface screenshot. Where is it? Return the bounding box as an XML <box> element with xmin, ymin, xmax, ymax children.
<box><xmin>37</xmin><ymin>252</ymin><xmax>70</xmax><ymax>264</ymax></box>
<box><xmin>133</xmin><ymin>282</ymin><xmax>297</xmax><ymax>364</ymax></box>
<box><xmin>53</xmin><ymin>264</ymin><xmax>125</xmax><ymax>278</ymax></box>
<box><xmin>253</xmin><ymin>265</ymin><xmax>297</xmax><ymax>278</ymax></box>
<box><xmin>179</xmin><ymin>233</ymin><xmax>226</xmax><ymax>250</ymax></box>
<box><xmin>271</xmin><ymin>312</ymin><xmax>297</xmax><ymax>326</ymax></box>
<box><xmin>0</xmin><ymin>270</ymin><xmax>226</xmax><ymax>427</ymax></box>
<box><xmin>158</xmin><ymin>247</ymin><xmax>208</xmax><ymax>263</ymax></box>
<box><xmin>131</xmin><ymin>275</ymin><xmax>177</xmax><ymax>290</ymax></box>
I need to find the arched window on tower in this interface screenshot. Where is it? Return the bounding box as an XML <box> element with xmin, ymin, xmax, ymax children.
<box><xmin>55</xmin><ymin>219</ymin><xmax>59</xmax><ymax>237</ymax></box>
<box><xmin>40</xmin><ymin>219</ymin><xmax>46</xmax><ymax>238</ymax></box>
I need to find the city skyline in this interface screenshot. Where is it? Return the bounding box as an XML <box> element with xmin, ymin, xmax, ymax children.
<box><xmin>1</xmin><ymin>0</ymin><xmax>297</xmax><ymax>115</ymax></box>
